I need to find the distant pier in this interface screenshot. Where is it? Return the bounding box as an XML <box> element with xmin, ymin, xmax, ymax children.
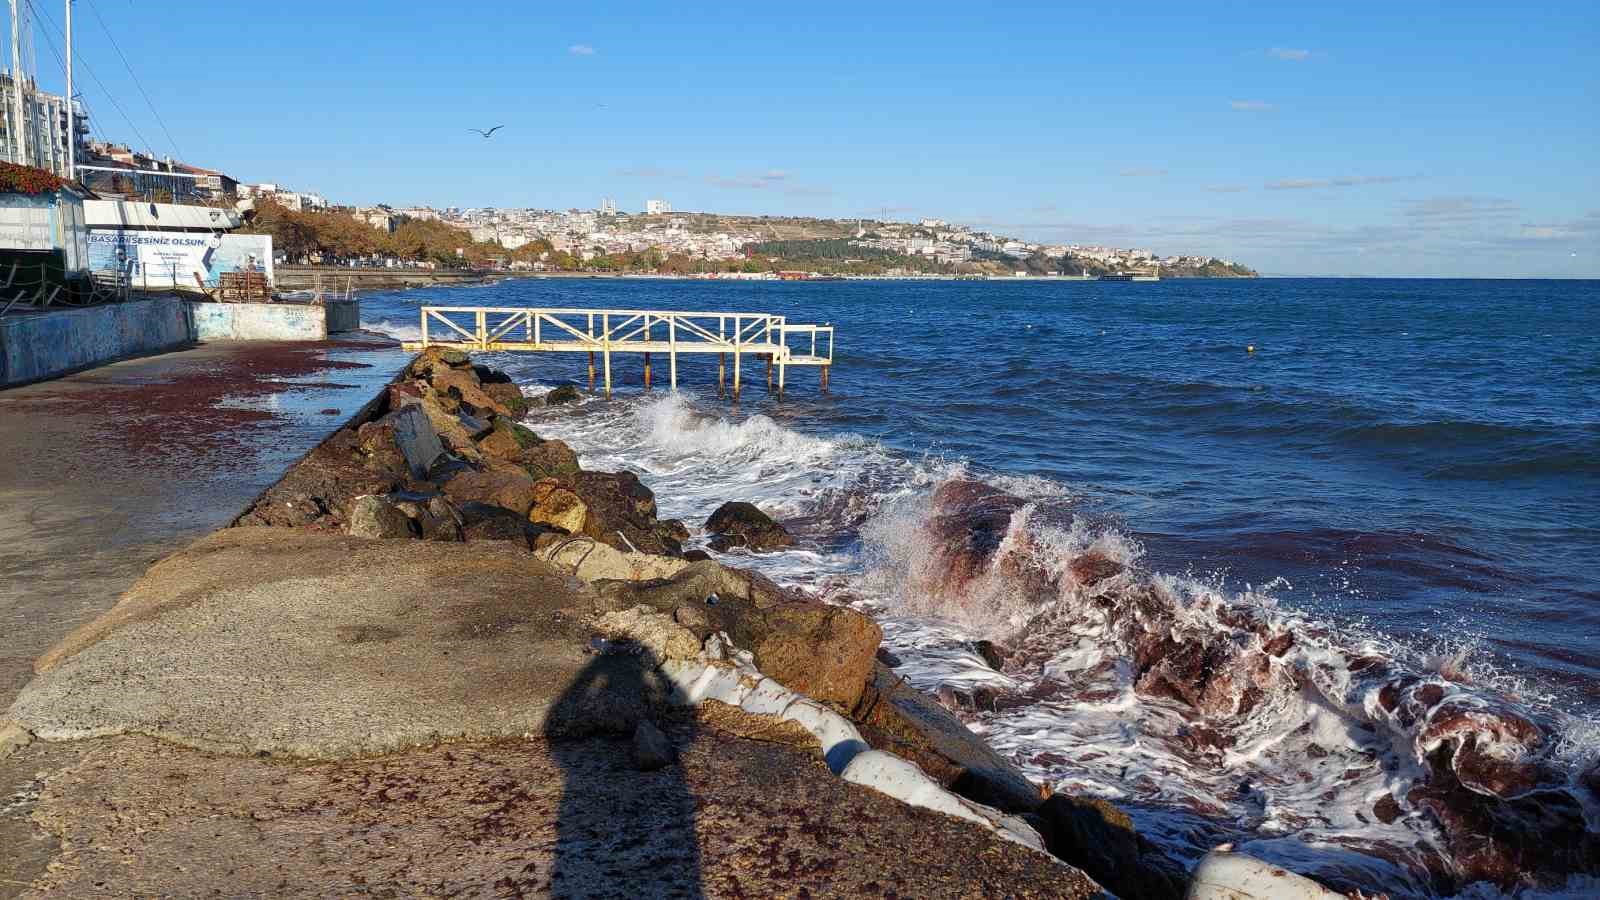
<box><xmin>401</xmin><ymin>306</ymin><xmax>834</xmax><ymax>398</ymax></box>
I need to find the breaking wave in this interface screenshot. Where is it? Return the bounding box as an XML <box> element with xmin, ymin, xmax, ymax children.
<box><xmin>518</xmin><ymin>389</ymin><xmax>1600</xmax><ymax>899</ymax></box>
<box><xmin>360</xmin><ymin>316</ymin><xmax>422</xmax><ymax>343</ymax></box>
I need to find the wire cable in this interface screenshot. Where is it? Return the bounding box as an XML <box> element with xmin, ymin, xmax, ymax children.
<box><xmin>27</xmin><ymin>0</ymin><xmax>153</xmax><ymax>155</ymax></box>
<box><xmin>82</xmin><ymin>0</ymin><xmax>181</xmax><ymax>162</ymax></box>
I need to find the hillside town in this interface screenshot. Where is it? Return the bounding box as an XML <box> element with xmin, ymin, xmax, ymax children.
<box><xmin>0</xmin><ymin>59</ymin><xmax>1250</xmax><ymax>280</ymax></box>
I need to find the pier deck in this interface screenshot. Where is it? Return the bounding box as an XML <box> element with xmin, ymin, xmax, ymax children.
<box><xmin>401</xmin><ymin>306</ymin><xmax>834</xmax><ymax>397</ymax></box>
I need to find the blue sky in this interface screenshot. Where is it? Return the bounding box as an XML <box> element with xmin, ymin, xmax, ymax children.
<box><xmin>28</xmin><ymin>1</ymin><xmax>1598</xmax><ymax>275</ymax></box>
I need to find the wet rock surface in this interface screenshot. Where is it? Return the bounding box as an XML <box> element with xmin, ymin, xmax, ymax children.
<box><xmin>919</xmin><ymin>473</ymin><xmax>1600</xmax><ymax>895</ymax></box>
<box><xmin>1032</xmin><ymin>795</ymin><xmax>1188</xmax><ymax>900</ymax></box>
<box><xmin>851</xmin><ymin>662</ymin><xmax>1044</xmax><ymax>814</ymax></box>
<box><xmin>705</xmin><ymin>501</ymin><xmax>795</xmax><ymax>552</ymax></box>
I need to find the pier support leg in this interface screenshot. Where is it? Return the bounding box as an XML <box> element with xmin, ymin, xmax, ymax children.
<box><xmin>733</xmin><ymin>350</ymin><xmax>742</xmax><ymax>399</ymax></box>
<box><xmin>588</xmin><ymin>352</ymin><xmax>596</xmax><ymax>390</ymax></box>
<box><xmin>822</xmin><ymin>366</ymin><xmax>830</xmax><ymax>392</ymax></box>
<box><xmin>766</xmin><ymin>354</ymin><xmax>773</xmax><ymax>393</ymax></box>
<box><xmin>670</xmin><ymin>348</ymin><xmax>677</xmax><ymax>391</ymax></box>
<box><xmin>778</xmin><ymin>360</ymin><xmax>786</xmax><ymax>396</ymax></box>
<box><xmin>643</xmin><ymin>352</ymin><xmax>652</xmax><ymax>390</ymax></box>
<box><xmin>603</xmin><ymin>347</ymin><xmax>612</xmax><ymax>399</ymax></box>
<box><xmin>718</xmin><ymin>353</ymin><xmax>726</xmax><ymax>397</ymax></box>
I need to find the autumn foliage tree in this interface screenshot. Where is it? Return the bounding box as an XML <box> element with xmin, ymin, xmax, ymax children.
<box><xmin>241</xmin><ymin>199</ymin><xmax>502</xmax><ymax>267</ymax></box>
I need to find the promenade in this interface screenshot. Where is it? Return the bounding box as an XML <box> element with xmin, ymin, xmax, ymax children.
<box><xmin>0</xmin><ymin>336</ymin><xmax>402</xmax><ymax>891</ymax></box>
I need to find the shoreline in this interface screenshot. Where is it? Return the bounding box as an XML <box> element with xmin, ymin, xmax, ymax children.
<box><xmin>0</xmin><ymin>346</ymin><xmax>1162</xmax><ymax>898</ymax></box>
<box><xmin>3</xmin><ymin>342</ymin><xmax>1594</xmax><ymax>897</ymax></box>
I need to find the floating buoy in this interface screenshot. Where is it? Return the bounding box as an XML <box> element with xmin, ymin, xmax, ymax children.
<box><xmin>1247</xmin><ymin>344</ymin><xmax>1255</xmax><ymax>353</ymax></box>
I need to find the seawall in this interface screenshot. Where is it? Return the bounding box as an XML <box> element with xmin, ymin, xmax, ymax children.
<box><xmin>0</xmin><ymin>298</ymin><xmax>193</xmax><ymax>387</ymax></box>
<box><xmin>1</xmin><ymin>298</ymin><xmax>362</xmax><ymax>387</ymax></box>
<box><xmin>191</xmin><ymin>298</ymin><xmax>360</xmax><ymax>342</ymax></box>
<box><xmin>275</xmin><ymin>265</ymin><xmax>499</xmax><ymax>291</ymax></box>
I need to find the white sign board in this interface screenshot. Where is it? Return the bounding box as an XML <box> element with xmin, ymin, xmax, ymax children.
<box><xmin>87</xmin><ymin>229</ymin><xmax>274</xmax><ymax>289</ymax></box>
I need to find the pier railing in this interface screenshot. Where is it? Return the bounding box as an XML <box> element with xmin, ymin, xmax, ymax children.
<box><xmin>403</xmin><ymin>306</ymin><xmax>833</xmax><ymax>396</ymax></box>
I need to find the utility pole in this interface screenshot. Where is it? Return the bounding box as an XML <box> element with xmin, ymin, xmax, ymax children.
<box><xmin>64</xmin><ymin>0</ymin><xmax>72</xmax><ymax>180</ymax></box>
<box><xmin>8</xmin><ymin>0</ymin><xmax>25</xmax><ymax>167</ymax></box>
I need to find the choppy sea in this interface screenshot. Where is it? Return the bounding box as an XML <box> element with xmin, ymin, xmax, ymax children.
<box><xmin>364</xmin><ymin>276</ymin><xmax>1600</xmax><ymax>898</ymax></box>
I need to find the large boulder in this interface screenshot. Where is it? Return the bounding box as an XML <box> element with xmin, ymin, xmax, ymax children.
<box><xmin>593</xmin><ymin>561</ymin><xmax>881</xmax><ymax>710</ymax></box>
<box><xmin>439</xmin><ymin>467</ymin><xmax>538</xmax><ymax>517</ymax></box>
<box><xmin>545</xmin><ymin>382</ymin><xmax>582</xmax><ymax>405</ymax></box>
<box><xmin>528</xmin><ymin>478</ymin><xmax>587</xmax><ymax>534</ymax></box>
<box><xmin>519</xmin><ymin>437</ymin><xmax>581</xmax><ymax>480</ymax></box>
<box><xmin>391</xmin><ymin>493</ymin><xmax>463</xmax><ymax>542</ymax></box>
<box><xmin>346</xmin><ymin>495</ymin><xmax>415</xmax><ymax>539</ymax></box>
<box><xmin>395</xmin><ymin>391</ymin><xmax>481</xmax><ymax>460</ymax></box>
<box><xmin>851</xmin><ymin>662</ymin><xmax>1043</xmax><ymax>814</ymax></box>
<box><xmin>404</xmin><ymin>346</ymin><xmax>472</xmax><ymax>380</ymax></box>
<box><xmin>475</xmin><ymin>424</ymin><xmax>523</xmax><ymax>461</ymax></box>
<box><xmin>564</xmin><ymin>470</ymin><xmax>681</xmax><ymax>555</ymax></box>
<box><xmin>534</xmin><ymin>531</ymin><xmax>693</xmax><ymax>583</ymax></box>
<box><xmin>431</xmin><ymin>366</ymin><xmax>514</xmax><ymax>419</ymax></box>
<box><xmin>457</xmin><ymin>501</ymin><xmax>555</xmax><ymax>549</ymax></box>
<box><xmin>705</xmin><ymin>501</ymin><xmax>795</xmax><ymax>552</ymax></box>
<box><xmin>924</xmin><ymin>480</ymin><xmax>1028</xmax><ymax>591</ymax></box>
<box><xmin>235</xmin><ymin>427</ymin><xmax>403</xmax><ymax>530</ymax></box>
<box><xmin>1032</xmin><ymin>794</ymin><xmax>1187</xmax><ymax>900</ymax></box>
<box><xmin>479</xmin><ymin>381</ymin><xmax>530</xmax><ymax>417</ymax></box>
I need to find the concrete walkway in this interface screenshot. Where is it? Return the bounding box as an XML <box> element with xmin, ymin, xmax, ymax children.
<box><xmin>0</xmin><ymin>336</ymin><xmax>403</xmax><ymax>708</ymax></box>
<box><xmin>0</xmin><ymin>337</ymin><xmax>403</xmax><ymax>893</ymax></box>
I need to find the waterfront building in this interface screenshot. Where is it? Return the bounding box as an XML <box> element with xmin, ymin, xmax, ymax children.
<box><xmin>0</xmin><ymin>76</ymin><xmax>89</xmax><ymax>180</ymax></box>
<box><xmin>645</xmin><ymin>198</ymin><xmax>671</xmax><ymax>215</ymax></box>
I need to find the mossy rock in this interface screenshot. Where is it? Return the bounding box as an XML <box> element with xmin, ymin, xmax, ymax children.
<box><xmin>546</xmin><ymin>383</ymin><xmax>582</xmax><ymax>405</ymax></box>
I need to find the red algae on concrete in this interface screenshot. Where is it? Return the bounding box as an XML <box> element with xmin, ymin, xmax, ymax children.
<box><xmin>0</xmin><ymin>340</ymin><xmax>390</xmax><ymax>462</ymax></box>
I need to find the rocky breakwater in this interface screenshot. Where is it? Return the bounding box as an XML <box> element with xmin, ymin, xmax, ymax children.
<box><xmin>0</xmin><ymin>349</ymin><xmax>1109</xmax><ymax>897</ymax></box>
<box><xmin>911</xmin><ymin>478</ymin><xmax>1600</xmax><ymax>897</ymax></box>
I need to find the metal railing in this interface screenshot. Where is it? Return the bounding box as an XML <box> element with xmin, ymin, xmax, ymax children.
<box><xmin>403</xmin><ymin>306</ymin><xmax>833</xmax><ymax>396</ymax></box>
<box><xmin>0</xmin><ymin>261</ymin><xmax>131</xmax><ymax>317</ymax></box>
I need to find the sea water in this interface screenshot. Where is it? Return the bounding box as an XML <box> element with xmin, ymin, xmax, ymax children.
<box><xmin>364</xmin><ymin>276</ymin><xmax>1600</xmax><ymax>898</ymax></box>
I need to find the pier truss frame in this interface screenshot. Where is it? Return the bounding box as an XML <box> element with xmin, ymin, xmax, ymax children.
<box><xmin>402</xmin><ymin>306</ymin><xmax>833</xmax><ymax>397</ymax></box>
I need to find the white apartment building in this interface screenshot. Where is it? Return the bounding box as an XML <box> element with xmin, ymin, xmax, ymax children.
<box><xmin>645</xmin><ymin>199</ymin><xmax>671</xmax><ymax>215</ymax></box>
<box><xmin>0</xmin><ymin>76</ymin><xmax>89</xmax><ymax>178</ymax></box>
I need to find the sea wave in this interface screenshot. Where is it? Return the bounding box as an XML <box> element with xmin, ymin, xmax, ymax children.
<box><xmin>519</xmin><ymin>387</ymin><xmax>1600</xmax><ymax>898</ymax></box>
<box><xmin>360</xmin><ymin>316</ymin><xmax>422</xmax><ymax>342</ymax></box>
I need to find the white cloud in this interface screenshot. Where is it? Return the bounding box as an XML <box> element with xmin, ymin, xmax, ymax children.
<box><xmin>1230</xmin><ymin>100</ymin><xmax>1274</xmax><ymax>111</ymax></box>
<box><xmin>568</xmin><ymin>44</ymin><xmax>596</xmax><ymax>56</ymax></box>
<box><xmin>1266</xmin><ymin>175</ymin><xmax>1412</xmax><ymax>190</ymax></box>
<box><xmin>1403</xmin><ymin>196</ymin><xmax>1520</xmax><ymax>222</ymax></box>
<box><xmin>705</xmin><ymin>170</ymin><xmax>828</xmax><ymax>196</ymax></box>
<box><xmin>1267</xmin><ymin>47</ymin><xmax>1312</xmax><ymax>61</ymax></box>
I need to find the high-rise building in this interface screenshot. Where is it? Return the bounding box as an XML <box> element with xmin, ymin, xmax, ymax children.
<box><xmin>645</xmin><ymin>198</ymin><xmax>671</xmax><ymax>215</ymax></box>
<box><xmin>599</xmin><ymin>197</ymin><xmax>617</xmax><ymax>215</ymax></box>
<box><xmin>0</xmin><ymin>75</ymin><xmax>90</xmax><ymax>178</ymax></box>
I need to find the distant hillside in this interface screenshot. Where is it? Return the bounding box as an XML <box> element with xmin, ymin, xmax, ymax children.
<box><xmin>616</xmin><ymin>213</ymin><xmax>872</xmax><ymax>241</ymax></box>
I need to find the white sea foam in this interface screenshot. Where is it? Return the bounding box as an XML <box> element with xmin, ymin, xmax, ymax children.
<box><xmin>518</xmin><ymin>385</ymin><xmax>1598</xmax><ymax>899</ymax></box>
<box><xmin>360</xmin><ymin>317</ymin><xmax>421</xmax><ymax>342</ymax></box>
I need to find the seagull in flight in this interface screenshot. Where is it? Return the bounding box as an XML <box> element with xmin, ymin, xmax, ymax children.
<box><xmin>469</xmin><ymin>125</ymin><xmax>505</xmax><ymax>139</ymax></box>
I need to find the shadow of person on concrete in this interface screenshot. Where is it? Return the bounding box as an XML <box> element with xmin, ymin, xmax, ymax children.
<box><xmin>544</xmin><ymin>641</ymin><xmax>704</xmax><ymax>899</ymax></box>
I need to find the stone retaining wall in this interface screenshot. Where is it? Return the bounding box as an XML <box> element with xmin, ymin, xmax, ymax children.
<box><xmin>0</xmin><ymin>297</ymin><xmax>193</xmax><ymax>387</ymax></box>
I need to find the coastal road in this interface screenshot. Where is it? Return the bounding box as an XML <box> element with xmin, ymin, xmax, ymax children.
<box><xmin>0</xmin><ymin>338</ymin><xmax>403</xmax><ymax>896</ymax></box>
